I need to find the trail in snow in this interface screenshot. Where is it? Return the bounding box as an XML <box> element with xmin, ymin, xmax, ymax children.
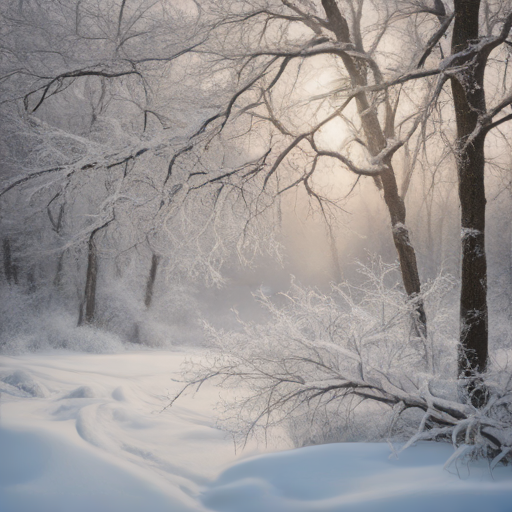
<box><xmin>1</xmin><ymin>349</ymin><xmax>512</xmax><ymax>512</ymax></box>
<box><xmin>0</xmin><ymin>349</ymin><xmax>257</xmax><ymax>512</ymax></box>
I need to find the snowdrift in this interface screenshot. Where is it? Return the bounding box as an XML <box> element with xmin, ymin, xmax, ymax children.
<box><xmin>1</xmin><ymin>350</ymin><xmax>512</xmax><ymax>512</ymax></box>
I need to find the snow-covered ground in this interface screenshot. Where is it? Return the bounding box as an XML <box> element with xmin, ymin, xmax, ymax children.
<box><xmin>1</xmin><ymin>349</ymin><xmax>512</xmax><ymax>512</ymax></box>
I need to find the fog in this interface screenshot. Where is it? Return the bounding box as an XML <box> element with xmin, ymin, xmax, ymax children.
<box><xmin>1</xmin><ymin>0</ymin><xmax>512</xmax><ymax>493</ymax></box>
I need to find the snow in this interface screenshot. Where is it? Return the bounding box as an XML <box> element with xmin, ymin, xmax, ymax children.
<box><xmin>392</xmin><ymin>222</ymin><xmax>407</xmax><ymax>233</ymax></box>
<box><xmin>1</xmin><ymin>349</ymin><xmax>512</xmax><ymax>512</ymax></box>
<box><xmin>0</xmin><ymin>426</ymin><xmax>199</xmax><ymax>512</ymax></box>
<box><xmin>203</xmin><ymin>443</ymin><xmax>512</xmax><ymax>512</ymax></box>
<box><xmin>0</xmin><ymin>350</ymin><xmax>238</xmax><ymax>512</ymax></box>
<box><xmin>461</xmin><ymin>228</ymin><xmax>481</xmax><ymax>239</ymax></box>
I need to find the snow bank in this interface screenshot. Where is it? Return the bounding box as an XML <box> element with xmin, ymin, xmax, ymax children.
<box><xmin>1</xmin><ymin>350</ymin><xmax>512</xmax><ymax>512</ymax></box>
<box><xmin>0</xmin><ymin>350</ymin><xmax>253</xmax><ymax>512</ymax></box>
<box><xmin>0</xmin><ymin>426</ymin><xmax>204</xmax><ymax>512</ymax></box>
<box><xmin>203</xmin><ymin>443</ymin><xmax>512</xmax><ymax>512</ymax></box>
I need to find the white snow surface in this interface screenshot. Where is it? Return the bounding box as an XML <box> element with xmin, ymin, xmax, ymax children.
<box><xmin>1</xmin><ymin>349</ymin><xmax>512</xmax><ymax>512</ymax></box>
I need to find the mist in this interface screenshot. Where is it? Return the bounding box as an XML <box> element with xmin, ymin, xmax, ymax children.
<box><xmin>2</xmin><ymin>1</ymin><xmax>512</xmax><ymax>510</ymax></box>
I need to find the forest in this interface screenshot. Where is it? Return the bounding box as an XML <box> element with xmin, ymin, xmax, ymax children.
<box><xmin>1</xmin><ymin>1</ymin><xmax>512</xmax><ymax>510</ymax></box>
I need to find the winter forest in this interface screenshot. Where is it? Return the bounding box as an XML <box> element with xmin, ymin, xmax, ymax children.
<box><xmin>1</xmin><ymin>0</ymin><xmax>512</xmax><ymax>510</ymax></box>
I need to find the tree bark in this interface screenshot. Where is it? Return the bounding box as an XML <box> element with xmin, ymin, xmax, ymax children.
<box><xmin>53</xmin><ymin>251</ymin><xmax>64</xmax><ymax>288</ymax></box>
<box><xmin>27</xmin><ymin>267</ymin><xmax>36</xmax><ymax>293</ymax></box>
<box><xmin>144</xmin><ymin>253</ymin><xmax>159</xmax><ymax>308</ymax></box>
<box><xmin>50</xmin><ymin>203</ymin><xmax>65</xmax><ymax>289</ymax></box>
<box><xmin>77</xmin><ymin>216</ymin><xmax>113</xmax><ymax>326</ymax></box>
<box><xmin>79</xmin><ymin>232</ymin><xmax>98</xmax><ymax>326</ymax></box>
<box><xmin>321</xmin><ymin>0</ymin><xmax>427</xmax><ymax>337</ymax></box>
<box><xmin>2</xmin><ymin>238</ymin><xmax>18</xmax><ymax>285</ymax></box>
<box><xmin>450</xmin><ymin>0</ymin><xmax>488</xmax><ymax>392</ymax></box>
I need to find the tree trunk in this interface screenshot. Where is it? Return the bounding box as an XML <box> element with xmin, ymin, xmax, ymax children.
<box><xmin>51</xmin><ymin>203</ymin><xmax>65</xmax><ymax>289</ymax></box>
<box><xmin>347</xmin><ymin>49</ymin><xmax>427</xmax><ymax>340</ymax></box>
<box><xmin>450</xmin><ymin>0</ymin><xmax>488</xmax><ymax>404</ymax></box>
<box><xmin>79</xmin><ymin>233</ymin><xmax>98</xmax><ymax>326</ymax></box>
<box><xmin>3</xmin><ymin>238</ymin><xmax>18</xmax><ymax>285</ymax></box>
<box><xmin>77</xmin><ymin>217</ymin><xmax>113</xmax><ymax>326</ymax></box>
<box><xmin>131</xmin><ymin>253</ymin><xmax>160</xmax><ymax>345</ymax></box>
<box><xmin>321</xmin><ymin>0</ymin><xmax>427</xmax><ymax>337</ymax></box>
<box><xmin>144</xmin><ymin>253</ymin><xmax>159</xmax><ymax>308</ymax></box>
<box><xmin>53</xmin><ymin>251</ymin><xmax>64</xmax><ymax>288</ymax></box>
<box><xmin>327</xmin><ymin>226</ymin><xmax>342</xmax><ymax>284</ymax></box>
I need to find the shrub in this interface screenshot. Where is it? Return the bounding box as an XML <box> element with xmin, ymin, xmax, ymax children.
<box><xmin>174</xmin><ymin>260</ymin><xmax>512</xmax><ymax>466</ymax></box>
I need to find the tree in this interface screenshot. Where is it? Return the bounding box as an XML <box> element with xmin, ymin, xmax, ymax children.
<box><xmin>0</xmin><ymin>0</ymin><xmax>196</xmax><ymax>326</ymax></box>
<box><xmin>2</xmin><ymin>238</ymin><xmax>18</xmax><ymax>285</ymax></box>
<box><xmin>165</xmin><ymin>0</ymin><xmax>435</xmax><ymax>337</ymax></box>
<box><xmin>0</xmin><ymin>0</ymin><xmax>284</xmax><ymax>343</ymax></box>
<box><xmin>169</xmin><ymin>1</ymin><xmax>512</xmax><ymax>460</ymax></box>
<box><xmin>2</xmin><ymin>0</ymin><xmax>512</xmax><ymax>412</ymax></box>
<box><xmin>448</xmin><ymin>0</ymin><xmax>512</xmax><ymax>400</ymax></box>
<box><xmin>78</xmin><ymin>218</ymin><xmax>114</xmax><ymax>326</ymax></box>
<box><xmin>400</xmin><ymin>0</ymin><xmax>512</xmax><ymax>398</ymax></box>
<box><xmin>173</xmin><ymin>265</ymin><xmax>512</xmax><ymax>462</ymax></box>
<box><xmin>172</xmin><ymin>0</ymin><xmax>512</xmax><ymax>395</ymax></box>
<box><xmin>144</xmin><ymin>253</ymin><xmax>160</xmax><ymax>308</ymax></box>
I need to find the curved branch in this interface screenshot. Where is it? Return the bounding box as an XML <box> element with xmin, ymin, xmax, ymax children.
<box><xmin>417</xmin><ymin>11</ymin><xmax>455</xmax><ymax>68</ymax></box>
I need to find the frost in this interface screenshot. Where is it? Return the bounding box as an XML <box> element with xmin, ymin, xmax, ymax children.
<box><xmin>177</xmin><ymin>264</ymin><xmax>464</xmax><ymax>446</ymax></box>
<box><xmin>461</xmin><ymin>228</ymin><xmax>481</xmax><ymax>239</ymax></box>
<box><xmin>439</xmin><ymin>37</ymin><xmax>494</xmax><ymax>72</ymax></box>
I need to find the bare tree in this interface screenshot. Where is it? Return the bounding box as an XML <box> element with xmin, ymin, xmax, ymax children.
<box><xmin>172</xmin><ymin>267</ymin><xmax>512</xmax><ymax>464</ymax></box>
<box><xmin>406</xmin><ymin>0</ymin><xmax>512</xmax><ymax>401</ymax></box>
<box><xmin>0</xmin><ymin>0</ymin><xmax>436</xmax><ymax>337</ymax></box>
<box><xmin>168</xmin><ymin>2</ymin><xmax>512</xmax><ymax>459</ymax></box>
<box><xmin>78</xmin><ymin>218</ymin><xmax>114</xmax><ymax>326</ymax></box>
<box><xmin>162</xmin><ymin>0</ymin><xmax>440</xmax><ymax>337</ymax></box>
<box><xmin>448</xmin><ymin>1</ymin><xmax>512</xmax><ymax>401</ymax></box>
<box><xmin>142</xmin><ymin>253</ymin><xmax>158</xmax><ymax>308</ymax></box>
<box><xmin>3</xmin><ymin>0</ymin><xmax>512</xmax><ymax>414</ymax></box>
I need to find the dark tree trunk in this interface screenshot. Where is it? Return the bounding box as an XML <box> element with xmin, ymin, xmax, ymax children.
<box><xmin>50</xmin><ymin>203</ymin><xmax>65</xmax><ymax>289</ymax></box>
<box><xmin>131</xmin><ymin>253</ymin><xmax>160</xmax><ymax>345</ymax></box>
<box><xmin>144</xmin><ymin>253</ymin><xmax>159</xmax><ymax>308</ymax></box>
<box><xmin>450</xmin><ymin>0</ymin><xmax>488</xmax><ymax>398</ymax></box>
<box><xmin>53</xmin><ymin>251</ymin><xmax>64</xmax><ymax>288</ymax></box>
<box><xmin>3</xmin><ymin>238</ymin><xmax>18</xmax><ymax>285</ymax></box>
<box><xmin>321</xmin><ymin>0</ymin><xmax>427</xmax><ymax>337</ymax></box>
<box><xmin>77</xmin><ymin>217</ymin><xmax>113</xmax><ymax>326</ymax></box>
<box><xmin>79</xmin><ymin>233</ymin><xmax>98</xmax><ymax>326</ymax></box>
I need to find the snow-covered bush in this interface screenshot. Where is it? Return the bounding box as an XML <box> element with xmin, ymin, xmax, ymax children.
<box><xmin>0</xmin><ymin>286</ymin><xmax>126</xmax><ymax>354</ymax></box>
<box><xmin>92</xmin><ymin>273</ymin><xmax>201</xmax><ymax>347</ymax></box>
<box><xmin>0</xmin><ymin>274</ymin><xmax>204</xmax><ymax>353</ymax></box>
<box><xmin>174</xmin><ymin>261</ymin><xmax>512</xmax><ymax>466</ymax></box>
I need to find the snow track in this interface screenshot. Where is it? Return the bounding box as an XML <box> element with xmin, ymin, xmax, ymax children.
<box><xmin>0</xmin><ymin>350</ymin><xmax>240</xmax><ymax>512</ymax></box>
<box><xmin>1</xmin><ymin>350</ymin><xmax>512</xmax><ymax>512</ymax></box>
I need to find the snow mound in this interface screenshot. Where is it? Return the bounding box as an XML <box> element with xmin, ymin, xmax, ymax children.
<box><xmin>0</xmin><ymin>351</ymin><xmax>251</xmax><ymax>512</ymax></box>
<box><xmin>1</xmin><ymin>369</ymin><xmax>47</xmax><ymax>397</ymax></box>
<box><xmin>64</xmin><ymin>385</ymin><xmax>97</xmax><ymax>399</ymax></box>
<box><xmin>202</xmin><ymin>443</ymin><xmax>512</xmax><ymax>512</ymax></box>
<box><xmin>112</xmin><ymin>386</ymin><xmax>127</xmax><ymax>401</ymax></box>
<box><xmin>1</xmin><ymin>350</ymin><xmax>512</xmax><ymax>512</ymax></box>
